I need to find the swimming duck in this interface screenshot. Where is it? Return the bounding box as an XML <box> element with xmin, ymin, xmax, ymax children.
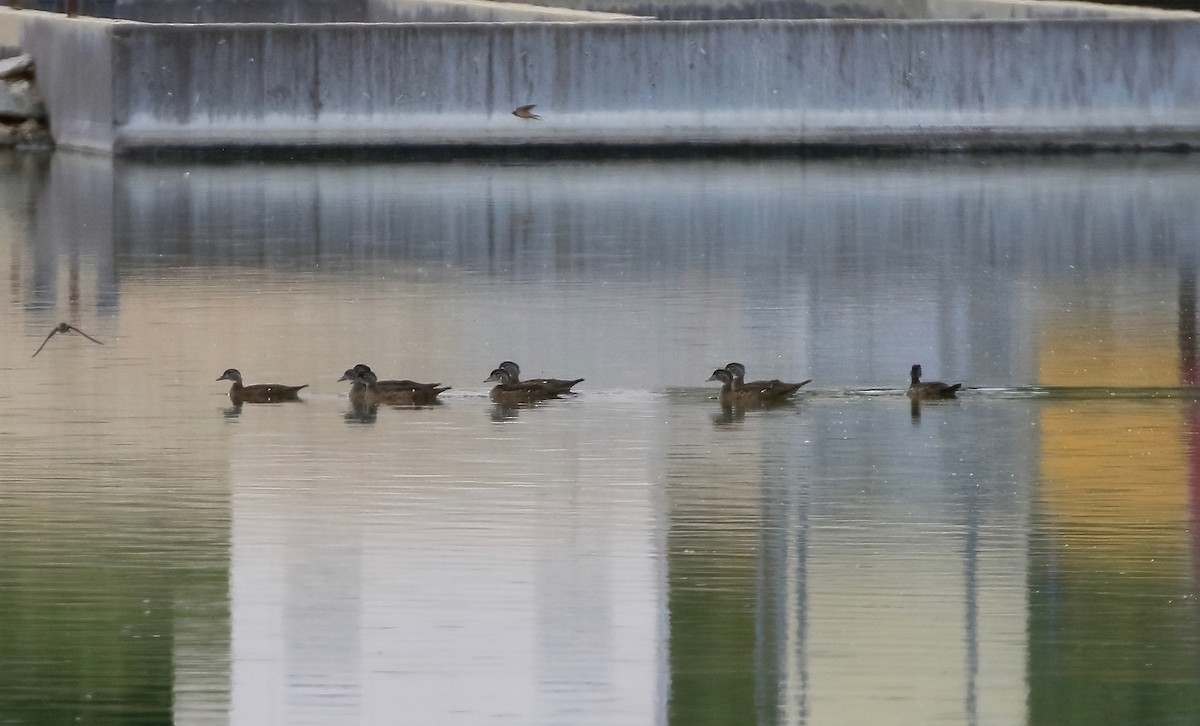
<box><xmin>343</xmin><ymin>368</ymin><xmax>449</xmax><ymax>406</ymax></box>
<box><xmin>907</xmin><ymin>364</ymin><xmax>962</xmax><ymax>399</ymax></box>
<box><xmin>338</xmin><ymin>368</ymin><xmax>371</xmax><ymax>407</ymax></box>
<box><xmin>486</xmin><ymin>367</ymin><xmax>561</xmax><ymax>404</ymax></box>
<box><xmin>497</xmin><ymin>361</ymin><xmax>583</xmax><ymax>394</ymax></box>
<box><xmin>707</xmin><ymin>367</ymin><xmax>803</xmax><ymax>405</ymax></box>
<box><xmin>348</xmin><ymin>363</ymin><xmax>445</xmax><ymax>392</ymax></box>
<box><xmin>216</xmin><ymin>368</ymin><xmax>308</xmax><ymax>403</ymax></box>
<box><xmin>724</xmin><ymin>362</ymin><xmax>811</xmax><ymax>397</ymax></box>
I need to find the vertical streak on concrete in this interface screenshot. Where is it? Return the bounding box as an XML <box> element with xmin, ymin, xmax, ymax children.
<box><xmin>20</xmin><ymin>15</ymin><xmax>115</xmax><ymax>152</ymax></box>
<box><xmin>10</xmin><ymin>9</ymin><xmax>1200</xmax><ymax>151</ymax></box>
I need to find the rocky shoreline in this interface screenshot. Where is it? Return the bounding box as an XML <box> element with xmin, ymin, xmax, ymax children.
<box><xmin>0</xmin><ymin>53</ymin><xmax>52</xmax><ymax>148</ymax></box>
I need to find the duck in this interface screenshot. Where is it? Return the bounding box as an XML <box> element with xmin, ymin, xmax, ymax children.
<box><xmin>497</xmin><ymin>360</ymin><xmax>583</xmax><ymax>394</ymax></box>
<box><xmin>724</xmin><ymin>362</ymin><xmax>811</xmax><ymax>397</ymax></box>
<box><xmin>707</xmin><ymin>368</ymin><xmax>803</xmax><ymax>405</ymax></box>
<box><xmin>342</xmin><ymin>368</ymin><xmax>449</xmax><ymax>406</ymax></box>
<box><xmin>338</xmin><ymin>368</ymin><xmax>372</xmax><ymax>407</ymax></box>
<box><xmin>347</xmin><ymin>363</ymin><xmax>445</xmax><ymax>392</ymax></box>
<box><xmin>216</xmin><ymin>368</ymin><xmax>307</xmax><ymax>403</ymax></box>
<box><xmin>486</xmin><ymin>367</ymin><xmax>561</xmax><ymax>404</ymax></box>
<box><xmin>907</xmin><ymin>364</ymin><xmax>962</xmax><ymax>399</ymax></box>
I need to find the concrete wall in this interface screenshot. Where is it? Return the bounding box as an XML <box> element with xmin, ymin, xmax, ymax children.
<box><xmin>108</xmin><ymin>0</ymin><xmax>373</xmax><ymax>22</ymax></box>
<box><xmin>4</xmin><ymin>4</ymin><xmax>1200</xmax><ymax>153</ymax></box>
<box><xmin>92</xmin><ymin>0</ymin><xmax>640</xmax><ymax>23</ymax></box>
<box><xmin>367</xmin><ymin>0</ymin><xmax>645</xmax><ymax>23</ymax></box>
<box><xmin>517</xmin><ymin>0</ymin><xmax>1197</xmax><ymax>20</ymax></box>
<box><xmin>113</xmin><ymin>18</ymin><xmax>1200</xmax><ymax>152</ymax></box>
<box><xmin>16</xmin><ymin>12</ymin><xmax>115</xmax><ymax>153</ymax></box>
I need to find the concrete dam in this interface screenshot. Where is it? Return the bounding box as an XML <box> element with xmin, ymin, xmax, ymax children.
<box><xmin>0</xmin><ymin>0</ymin><xmax>1198</xmax><ymax>154</ymax></box>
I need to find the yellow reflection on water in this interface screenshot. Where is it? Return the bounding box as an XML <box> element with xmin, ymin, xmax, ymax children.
<box><xmin>1037</xmin><ymin>280</ymin><xmax>1195</xmax><ymax>560</ymax></box>
<box><xmin>1036</xmin><ymin>276</ymin><xmax>1180</xmax><ymax>388</ymax></box>
<box><xmin>1039</xmin><ymin>403</ymin><xmax>1191</xmax><ymax>554</ymax></box>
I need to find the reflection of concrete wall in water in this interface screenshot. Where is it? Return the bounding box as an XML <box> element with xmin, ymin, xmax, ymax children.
<box><xmin>16</xmin><ymin>155</ymin><xmax>1200</xmax><ymax>388</ymax></box>
<box><xmin>665</xmin><ymin>393</ymin><xmax>1032</xmax><ymax>724</ymax></box>
<box><xmin>26</xmin><ymin>153</ymin><xmax>119</xmax><ymax>314</ymax></box>
<box><xmin>224</xmin><ymin>402</ymin><xmax>667</xmax><ymax>723</ymax></box>
<box><xmin>103</xmin><ymin>158</ymin><xmax>1198</xmax><ymax>385</ymax></box>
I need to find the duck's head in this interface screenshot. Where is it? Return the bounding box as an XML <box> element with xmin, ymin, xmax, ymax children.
<box><xmin>353</xmin><ymin>363</ymin><xmax>373</xmax><ymax>375</ymax></box>
<box><xmin>338</xmin><ymin>368</ymin><xmax>357</xmax><ymax>383</ymax></box>
<box><xmin>498</xmin><ymin>361</ymin><xmax>521</xmax><ymax>377</ymax></box>
<box><xmin>486</xmin><ymin>368</ymin><xmax>516</xmax><ymax>384</ymax></box>
<box><xmin>911</xmin><ymin>364</ymin><xmax>923</xmax><ymax>380</ymax></box>
<box><xmin>216</xmin><ymin>368</ymin><xmax>242</xmax><ymax>384</ymax></box>
<box><xmin>707</xmin><ymin>368</ymin><xmax>733</xmax><ymax>385</ymax></box>
<box><xmin>724</xmin><ymin>362</ymin><xmax>746</xmax><ymax>379</ymax></box>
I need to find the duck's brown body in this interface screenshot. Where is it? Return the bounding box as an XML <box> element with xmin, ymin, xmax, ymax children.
<box><xmin>708</xmin><ymin>368</ymin><xmax>806</xmax><ymax>405</ymax></box>
<box><xmin>370</xmin><ymin>384</ymin><xmax>450</xmax><ymax>406</ymax></box>
<box><xmin>721</xmin><ymin>363</ymin><xmax>810</xmax><ymax>402</ymax></box>
<box><xmin>487</xmin><ymin>368</ymin><xmax>561</xmax><ymax>404</ymax></box>
<box><xmin>497</xmin><ymin>361</ymin><xmax>583</xmax><ymax>394</ymax></box>
<box><xmin>217</xmin><ymin>369</ymin><xmax>307</xmax><ymax>403</ymax></box>
<box><xmin>906</xmin><ymin>364</ymin><xmax>962</xmax><ymax>399</ymax></box>
<box><xmin>340</xmin><ymin>367</ymin><xmax>449</xmax><ymax>406</ymax></box>
<box><xmin>348</xmin><ymin>364</ymin><xmax>444</xmax><ymax>392</ymax></box>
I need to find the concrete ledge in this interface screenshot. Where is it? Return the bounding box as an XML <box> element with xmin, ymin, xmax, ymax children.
<box><xmin>4</xmin><ymin>3</ymin><xmax>1200</xmax><ymax>154</ymax></box>
<box><xmin>515</xmin><ymin>0</ymin><xmax>1200</xmax><ymax>21</ymax></box>
<box><xmin>368</xmin><ymin>0</ymin><xmax>648</xmax><ymax>22</ymax></box>
<box><xmin>99</xmin><ymin>0</ymin><xmax>646</xmax><ymax>23</ymax></box>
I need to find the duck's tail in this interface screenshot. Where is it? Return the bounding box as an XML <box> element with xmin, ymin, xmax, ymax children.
<box><xmin>778</xmin><ymin>379</ymin><xmax>812</xmax><ymax>396</ymax></box>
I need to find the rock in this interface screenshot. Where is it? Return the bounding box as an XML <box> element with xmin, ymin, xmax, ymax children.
<box><xmin>0</xmin><ymin>78</ymin><xmax>45</xmax><ymax>120</ymax></box>
<box><xmin>0</xmin><ymin>54</ymin><xmax>34</xmax><ymax>81</ymax></box>
<box><xmin>16</xmin><ymin>118</ymin><xmax>51</xmax><ymax>145</ymax></box>
<box><xmin>0</xmin><ymin>119</ymin><xmax>53</xmax><ymax>148</ymax></box>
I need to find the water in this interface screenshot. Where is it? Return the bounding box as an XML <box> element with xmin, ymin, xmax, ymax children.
<box><xmin>0</xmin><ymin>150</ymin><xmax>1198</xmax><ymax>725</ymax></box>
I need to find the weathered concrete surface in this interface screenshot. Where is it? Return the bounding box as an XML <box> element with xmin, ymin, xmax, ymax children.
<box><xmin>15</xmin><ymin>12</ymin><xmax>114</xmax><ymax>152</ymax></box>
<box><xmin>516</xmin><ymin>0</ymin><xmax>1196</xmax><ymax>21</ymax></box>
<box><xmin>96</xmin><ymin>0</ymin><xmax>642</xmax><ymax>23</ymax></box>
<box><xmin>366</xmin><ymin>0</ymin><xmax>647</xmax><ymax>23</ymax></box>
<box><xmin>3</xmin><ymin>3</ymin><xmax>1200</xmax><ymax>154</ymax></box>
<box><xmin>114</xmin><ymin>18</ymin><xmax>1200</xmax><ymax>152</ymax></box>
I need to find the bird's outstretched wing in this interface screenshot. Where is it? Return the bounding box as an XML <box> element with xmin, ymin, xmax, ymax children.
<box><xmin>31</xmin><ymin>328</ymin><xmax>59</xmax><ymax>358</ymax></box>
<box><xmin>31</xmin><ymin>322</ymin><xmax>104</xmax><ymax>357</ymax></box>
<box><xmin>513</xmin><ymin>104</ymin><xmax>541</xmax><ymax>120</ymax></box>
<box><xmin>66</xmin><ymin>324</ymin><xmax>104</xmax><ymax>346</ymax></box>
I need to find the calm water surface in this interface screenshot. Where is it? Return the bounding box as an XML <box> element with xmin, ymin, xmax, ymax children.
<box><xmin>0</xmin><ymin>151</ymin><xmax>1198</xmax><ymax>725</ymax></box>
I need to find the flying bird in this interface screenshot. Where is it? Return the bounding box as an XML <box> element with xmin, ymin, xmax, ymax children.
<box><xmin>512</xmin><ymin>104</ymin><xmax>541</xmax><ymax>120</ymax></box>
<box><xmin>32</xmin><ymin>322</ymin><xmax>104</xmax><ymax>358</ymax></box>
